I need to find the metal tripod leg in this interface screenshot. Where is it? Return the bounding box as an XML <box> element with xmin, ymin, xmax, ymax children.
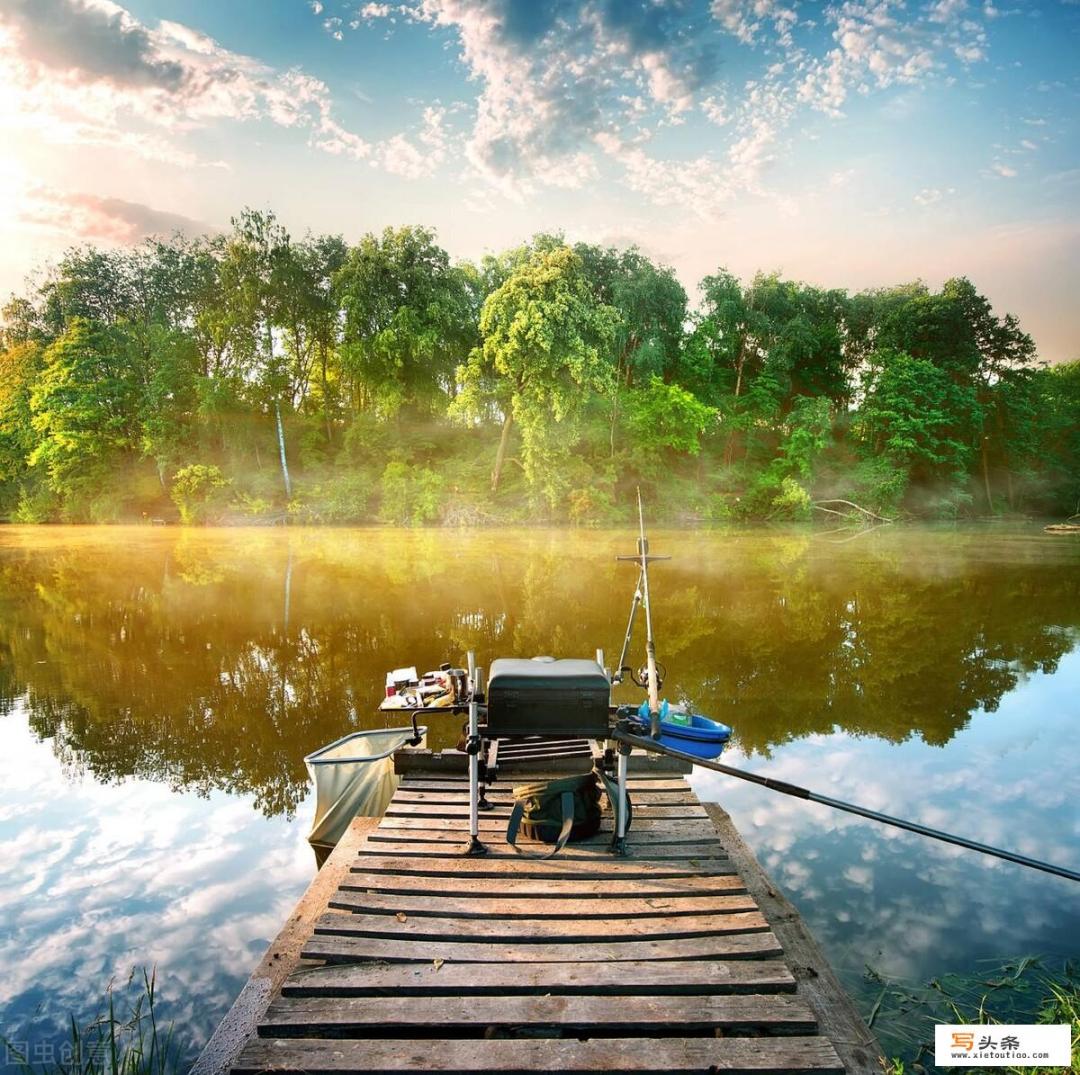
<box><xmin>464</xmin><ymin>653</ymin><xmax>487</xmax><ymax>856</ymax></box>
<box><xmin>610</xmin><ymin>743</ymin><xmax>630</xmax><ymax>855</ymax></box>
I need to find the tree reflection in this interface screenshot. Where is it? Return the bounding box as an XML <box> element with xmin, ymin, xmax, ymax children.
<box><xmin>0</xmin><ymin>528</ymin><xmax>1076</xmax><ymax>816</ymax></box>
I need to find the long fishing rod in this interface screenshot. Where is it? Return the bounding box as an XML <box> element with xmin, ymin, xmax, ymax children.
<box><xmin>613</xmin><ymin>728</ymin><xmax>1080</xmax><ymax>884</ymax></box>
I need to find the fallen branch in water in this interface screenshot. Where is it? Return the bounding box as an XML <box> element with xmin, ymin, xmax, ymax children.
<box><xmin>812</xmin><ymin>499</ymin><xmax>894</xmax><ymax>524</ymax></box>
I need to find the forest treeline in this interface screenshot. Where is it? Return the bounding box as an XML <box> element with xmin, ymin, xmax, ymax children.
<box><xmin>0</xmin><ymin>209</ymin><xmax>1077</xmax><ymax>526</ymax></box>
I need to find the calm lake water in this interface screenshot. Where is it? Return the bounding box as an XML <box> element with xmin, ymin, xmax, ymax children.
<box><xmin>0</xmin><ymin>525</ymin><xmax>1077</xmax><ymax>1068</ymax></box>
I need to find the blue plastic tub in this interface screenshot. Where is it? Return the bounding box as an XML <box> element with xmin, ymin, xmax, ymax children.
<box><xmin>636</xmin><ymin>701</ymin><xmax>732</xmax><ymax>760</ymax></box>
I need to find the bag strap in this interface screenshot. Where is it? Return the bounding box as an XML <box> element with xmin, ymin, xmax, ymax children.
<box><xmin>507</xmin><ymin>790</ymin><xmax>575</xmax><ymax>859</ymax></box>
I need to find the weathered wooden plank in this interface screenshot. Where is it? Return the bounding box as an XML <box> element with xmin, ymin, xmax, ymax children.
<box><xmin>327</xmin><ymin>890</ymin><xmax>757</xmax><ymax>918</ymax></box>
<box><xmin>342</xmin><ymin>872</ymin><xmax>748</xmax><ymax>898</ymax></box>
<box><xmin>260</xmin><ymin>993</ymin><xmax>817</xmax><ymax>1035</ymax></box>
<box><xmin>355</xmin><ymin>840</ymin><xmax>729</xmax><ymax>861</ymax></box>
<box><xmin>375</xmin><ymin>816</ymin><xmax>717</xmax><ymax>836</ymax></box>
<box><xmin>191</xmin><ymin>817</ymin><xmax>378</xmax><ymax>1075</ymax></box>
<box><xmin>704</xmin><ymin>805</ymin><xmax>882</xmax><ymax>1075</ymax></box>
<box><xmin>301</xmin><ymin>930</ymin><xmax>784</xmax><ymax>964</ymax></box>
<box><xmin>365</xmin><ymin>826</ymin><xmax>723</xmax><ymax>848</ymax></box>
<box><xmin>313</xmin><ymin>909</ymin><xmax>770</xmax><ymax>942</ymax></box>
<box><xmin>281</xmin><ymin>958</ymin><xmax>797</xmax><ymax>998</ymax></box>
<box><xmin>349</xmin><ymin>855</ymin><xmax>735</xmax><ymax>878</ymax></box>
<box><xmin>235</xmin><ymin>1035</ymin><xmax>843</xmax><ymax>1073</ymax></box>
<box><xmin>397</xmin><ymin>778</ymin><xmax>691</xmax><ymax>792</ymax></box>
<box><xmin>385</xmin><ymin>803</ymin><xmax>707</xmax><ymax>820</ymax></box>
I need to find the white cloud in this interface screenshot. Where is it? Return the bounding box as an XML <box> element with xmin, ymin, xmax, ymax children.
<box><xmin>914</xmin><ymin>185</ymin><xmax>955</xmax><ymax>204</ymax></box>
<box><xmin>0</xmin><ymin>0</ymin><xmax>373</xmax><ymax>167</ymax></box>
<box><xmin>927</xmin><ymin>0</ymin><xmax>969</xmax><ymax>24</ymax></box>
<box><xmin>991</xmin><ymin>161</ymin><xmax>1017</xmax><ymax>177</ymax></box>
<box><xmin>403</xmin><ymin>0</ymin><xmax>722</xmax><ymax>191</ymax></box>
<box><xmin>701</xmin><ymin>94</ymin><xmax>730</xmax><ymax>126</ymax></box>
<box><xmin>795</xmin><ymin>0</ymin><xmax>988</xmax><ymax>117</ymax></box>
<box><xmin>599</xmin><ymin>138</ymin><xmax>733</xmax><ymax>221</ymax></box>
<box><xmin>710</xmin><ymin>0</ymin><xmax>799</xmax><ymax>47</ymax></box>
<box><xmin>351</xmin><ymin>0</ymin><xmax>1002</xmax><ymax>213</ymax></box>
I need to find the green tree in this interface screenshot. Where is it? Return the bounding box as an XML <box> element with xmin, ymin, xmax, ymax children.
<box><xmin>171</xmin><ymin>463</ymin><xmax>231</xmax><ymax>524</ymax></box>
<box><xmin>574</xmin><ymin>244</ymin><xmax>688</xmax><ymax>455</ymax></box>
<box><xmin>452</xmin><ymin>246</ymin><xmax>618</xmax><ymax>506</ymax></box>
<box><xmin>854</xmin><ymin>348</ymin><xmax>976</xmax><ymax>481</ymax></box>
<box><xmin>1035</xmin><ymin>361</ymin><xmax>1080</xmax><ymax>514</ymax></box>
<box><xmin>29</xmin><ymin>319</ymin><xmax>142</xmax><ymax>519</ymax></box>
<box><xmin>0</xmin><ymin>340</ymin><xmax>43</xmax><ymax>513</ymax></box>
<box><xmin>623</xmin><ymin>376</ymin><xmax>715</xmax><ymax>475</ymax></box>
<box><xmin>334</xmin><ymin>226</ymin><xmax>474</xmax><ymax>418</ymax></box>
<box><xmin>139</xmin><ymin>326</ymin><xmax>202</xmax><ymax>488</ymax></box>
<box><xmin>218</xmin><ymin>209</ymin><xmax>294</xmax><ymax>497</ymax></box>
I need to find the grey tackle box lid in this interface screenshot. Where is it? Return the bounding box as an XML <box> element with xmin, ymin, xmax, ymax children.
<box><xmin>487</xmin><ymin>657</ymin><xmax>608</xmax><ymax>691</ymax></box>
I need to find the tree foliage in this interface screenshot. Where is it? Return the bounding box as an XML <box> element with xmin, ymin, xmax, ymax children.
<box><xmin>0</xmin><ymin>210</ymin><xmax>1073</xmax><ymax>526</ymax></box>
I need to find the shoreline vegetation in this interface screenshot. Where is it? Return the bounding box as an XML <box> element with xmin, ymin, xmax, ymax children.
<box><xmin>2</xmin><ymin>970</ymin><xmax>178</xmax><ymax>1075</ymax></box>
<box><xmin>1</xmin><ymin>210</ymin><xmax>1077</xmax><ymax>528</ymax></box>
<box><xmin>870</xmin><ymin>958</ymin><xmax>1079</xmax><ymax>1075</ymax></box>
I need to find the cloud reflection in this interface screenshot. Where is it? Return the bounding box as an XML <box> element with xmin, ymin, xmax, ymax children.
<box><xmin>0</xmin><ymin>707</ymin><xmax>312</xmax><ymax>1070</ymax></box>
<box><xmin>691</xmin><ymin>652</ymin><xmax>1080</xmax><ymax>1001</ymax></box>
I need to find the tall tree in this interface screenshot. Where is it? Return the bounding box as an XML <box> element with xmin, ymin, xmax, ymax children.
<box><xmin>0</xmin><ymin>340</ymin><xmax>42</xmax><ymax>512</ymax></box>
<box><xmin>574</xmin><ymin>243</ymin><xmax>687</xmax><ymax>455</ymax></box>
<box><xmin>29</xmin><ymin>319</ymin><xmax>142</xmax><ymax>518</ymax></box>
<box><xmin>452</xmin><ymin>246</ymin><xmax>617</xmax><ymax>504</ymax></box>
<box><xmin>334</xmin><ymin>226</ymin><xmax>473</xmax><ymax>418</ymax></box>
<box><xmin>218</xmin><ymin>209</ymin><xmax>294</xmax><ymax>497</ymax></box>
<box><xmin>853</xmin><ymin>347</ymin><xmax>976</xmax><ymax>481</ymax></box>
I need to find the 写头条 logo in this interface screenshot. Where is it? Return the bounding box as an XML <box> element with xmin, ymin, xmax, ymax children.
<box><xmin>934</xmin><ymin>1024</ymin><xmax>1072</xmax><ymax>1067</ymax></box>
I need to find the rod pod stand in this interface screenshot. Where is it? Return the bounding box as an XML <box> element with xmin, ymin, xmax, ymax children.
<box><xmin>463</xmin><ymin>651</ymin><xmax>488</xmax><ymax>856</ymax></box>
<box><xmin>616</xmin><ymin>490</ymin><xmax>669</xmax><ymax>739</ymax></box>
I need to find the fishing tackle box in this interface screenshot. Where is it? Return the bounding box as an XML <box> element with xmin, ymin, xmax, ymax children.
<box><xmin>485</xmin><ymin>658</ymin><xmax>611</xmax><ymax>737</ymax></box>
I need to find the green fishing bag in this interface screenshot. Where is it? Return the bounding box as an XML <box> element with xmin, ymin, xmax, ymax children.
<box><xmin>506</xmin><ymin>771</ymin><xmax>631</xmax><ymax>858</ymax></box>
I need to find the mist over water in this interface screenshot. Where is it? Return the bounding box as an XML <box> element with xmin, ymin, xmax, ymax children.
<box><xmin>0</xmin><ymin>525</ymin><xmax>1077</xmax><ymax>1067</ymax></box>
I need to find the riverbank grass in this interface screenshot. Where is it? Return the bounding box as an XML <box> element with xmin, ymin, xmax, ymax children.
<box><xmin>2</xmin><ymin>970</ymin><xmax>179</xmax><ymax>1075</ymax></box>
<box><xmin>868</xmin><ymin>957</ymin><xmax>1078</xmax><ymax>1075</ymax></box>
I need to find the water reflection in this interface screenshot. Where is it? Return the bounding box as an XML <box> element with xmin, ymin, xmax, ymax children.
<box><xmin>694</xmin><ymin>652</ymin><xmax>1080</xmax><ymax>1056</ymax></box>
<box><xmin>1</xmin><ymin>527</ymin><xmax>1077</xmax><ymax>818</ymax></box>
<box><xmin>0</xmin><ymin>705</ymin><xmax>312</xmax><ymax>1072</ymax></box>
<box><xmin>0</xmin><ymin>525</ymin><xmax>1077</xmax><ymax>1069</ymax></box>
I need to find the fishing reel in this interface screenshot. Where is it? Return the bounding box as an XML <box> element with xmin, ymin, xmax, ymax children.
<box><xmin>630</xmin><ymin>660</ymin><xmax>665</xmax><ymax>692</ymax></box>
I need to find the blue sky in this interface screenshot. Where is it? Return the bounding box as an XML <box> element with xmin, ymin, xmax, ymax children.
<box><xmin>1</xmin><ymin>0</ymin><xmax>1077</xmax><ymax>361</ymax></box>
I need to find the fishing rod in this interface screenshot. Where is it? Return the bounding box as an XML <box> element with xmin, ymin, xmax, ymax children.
<box><xmin>613</xmin><ymin>488</ymin><xmax>669</xmax><ymax>739</ymax></box>
<box><xmin>613</xmin><ymin>728</ymin><xmax>1080</xmax><ymax>884</ymax></box>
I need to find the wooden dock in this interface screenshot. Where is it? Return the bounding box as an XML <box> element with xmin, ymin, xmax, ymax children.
<box><xmin>199</xmin><ymin>759</ymin><xmax>880</xmax><ymax>1074</ymax></box>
